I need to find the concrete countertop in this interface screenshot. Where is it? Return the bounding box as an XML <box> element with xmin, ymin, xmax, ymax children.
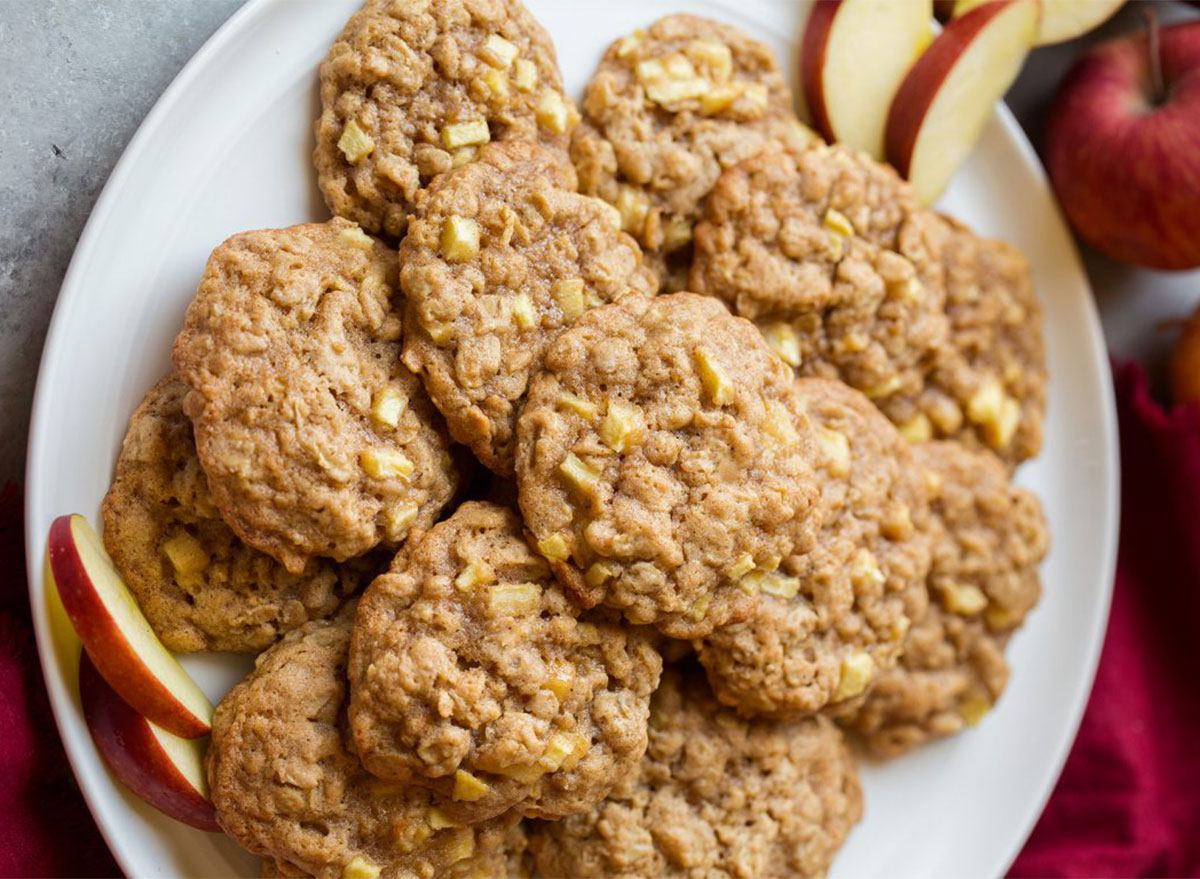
<box><xmin>2</xmin><ymin>0</ymin><xmax>1198</xmax><ymax>486</ymax></box>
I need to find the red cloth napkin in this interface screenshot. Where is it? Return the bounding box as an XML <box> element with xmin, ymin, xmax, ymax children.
<box><xmin>2</xmin><ymin>360</ymin><xmax>1199</xmax><ymax>879</ymax></box>
<box><xmin>0</xmin><ymin>483</ymin><xmax>120</xmax><ymax>879</ymax></box>
<box><xmin>1010</xmin><ymin>361</ymin><xmax>1200</xmax><ymax>878</ymax></box>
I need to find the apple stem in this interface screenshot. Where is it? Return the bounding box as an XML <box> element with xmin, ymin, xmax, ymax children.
<box><xmin>1143</xmin><ymin>5</ymin><xmax>1165</xmax><ymax>104</ymax></box>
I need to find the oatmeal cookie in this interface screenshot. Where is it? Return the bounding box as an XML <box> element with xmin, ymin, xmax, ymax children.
<box><xmin>349</xmin><ymin>502</ymin><xmax>662</xmax><ymax>823</ymax></box>
<box><xmin>400</xmin><ymin>142</ymin><xmax>657</xmax><ymax>476</ymax></box>
<box><xmin>101</xmin><ymin>376</ymin><xmax>379</xmax><ymax>653</ymax></box>
<box><xmin>528</xmin><ymin>666</ymin><xmax>862</xmax><ymax>878</ymax></box>
<box><xmin>315</xmin><ymin>0</ymin><xmax>575</xmax><ymax>238</ymax></box>
<box><xmin>173</xmin><ymin>219</ymin><xmax>458</xmax><ymax>573</ymax></box>
<box><xmin>690</xmin><ymin>143</ymin><xmax>950</xmax><ymax>413</ymax></box>
<box><xmin>515</xmin><ymin>293</ymin><xmax>819</xmax><ymax>639</ymax></box>
<box><xmin>843</xmin><ymin>441</ymin><xmax>1049</xmax><ymax>757</ymax></box>
<box><xmin>697</xmin><ymin>378</ymin><xmax>932</xmax><ymax>717</ymax></box>
<box><xmin>207</xmin><ymin>609</ymin><xmax>518</xmax><ymax>879</ymax></box>
<box><xmin>887</xmin><ymin>217</ymin><xmax>1047</xmax><ymax>464</ymax></box>
<box><xmin>571</xmin><ymin>14</ymin><xmax>813</xmax><ymax>275</ymax></box>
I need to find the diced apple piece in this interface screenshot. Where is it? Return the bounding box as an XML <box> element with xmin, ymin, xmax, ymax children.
<box><xmin>886</xmin><ymin>0</ymin><xmax>1039</xmax><ymax>204</ymax></box>
<box><xmin>48</xmin><ymin>515</ymin><xmax>212</xmax><ymax>738</ymax></box>
<box><xmin>801</xmin><ymin>0</ymin><xmax>934</xmax><ymax>160</ymax></box>
<box><xmin>78</xmin><ymin>652</ymin><xmax>219</xmax><ymax>831</ymax></box>
<box><xmin>954</xmin><ymin>0</ymin><xmax>1124</xmax><ymax>45</ymax></box>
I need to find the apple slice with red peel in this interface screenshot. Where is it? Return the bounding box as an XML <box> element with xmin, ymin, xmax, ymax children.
<box><xmin>955</xmin><ymin>0</ymin><xmax>1124</xmax><ymax>45</ymax></box>
<box><xmin>79</xmin><ymin>652</ymin><xmax>220</xmax><ymax>832</ymax></box>
<box><xmin>801</xmin><ymin>0</ymin><xmax>934</xmax><ymax>160</ymax></box>
<box><xmin>886</xmin><ymin>0</ymin><xmax>1039</xmax><ymax>204</ymax></box>
<box><xmin>48</xmin><ymin>514</ymin><xmax>212</xmax><ymax>738</ymax></box>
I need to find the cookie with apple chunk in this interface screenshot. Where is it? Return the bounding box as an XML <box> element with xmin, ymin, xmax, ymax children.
<box><xmin>840</xmin><ymin>441</ymin><xmax>1049</xmax><ymax>757</ymax></box>
<box><xmin>570</xmin><ymin>14</ymin><xmax>813</xmax><ymax>287</ymax></box>
<box><xmin>101</xmin><ymin>375</ymin><xmax>380</xmax><ymax>653</ymax></box>
<box><xmin>208</xmin><ymin>608</ymin><xmax>521</xmax><ymax>879</ymax></box>
<box><xmin>527</xmin><ymin>665</ymin><xmax>862</xmax><ymax>878</ymax></box>
<box><xmin>348</xmin><ymin>501</ymin><xmax>662</xmax><ymax>824</ymax></box>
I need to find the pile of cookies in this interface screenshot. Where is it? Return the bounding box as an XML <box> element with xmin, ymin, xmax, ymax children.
<box><xmin>101</xmin><ymin>1</ymin><xmax>1050</xmax><ymax>876</ymax></box>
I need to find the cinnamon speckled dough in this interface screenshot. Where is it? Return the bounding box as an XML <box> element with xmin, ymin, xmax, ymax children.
<box><xmin>528</xmin><ymin>667</ymin><xmax>862</xmax><ymax>878</ymax></box>
<box><xmin>207</xmin><ymin>610</ymin><xmax>519</xmax><ymax>879</ymax></box>
<box><xmin>697</xmin><ymin>378</ymin><xmax>932</xmax><ymax>717</ymax></box>
<box><xmin>844</xmin><ymin>441</ymin><xmax>1049</xmax><ymax>757</ymax></box>
<box><xmin>101</xmin><ymin>376</ymin><xmax>379</xmax><ymax>653</ymax></box>
<box><xmin>886</xmin><ymin>216</ymin><xmax>1047</xmax><ymax>465</ymax></box>
<box><xmin>690</xmin><ymin>143</ymin><xmax>950</xmax><ymax>412</ymax></box>
<box><xmin>515</xmin><ymin>293</ymin><xmax>819</xmax><ymax>639</ymax></box>
<box><xmin>571</xmin><ymin>15</ymin><xmax>814</xmax><ymax>275</ymax></box>
<box><xmin>401</xmin><ymin>142</ymin><xmax>657</xmax><ymax>476</ymax></box>
<box><xmin>173</xmin><ymin>219</ymin><xmax>459</xmax><ymax>574</ymax></box>
<box><xmin>349</xmin><ymin>502</ymin><xmax>662</xmax><ymax>823</ymax></box>
<box><xmin>315</xmin><ymin>0</ymin><xmax>574</xmax><ymax>238</ymax></box>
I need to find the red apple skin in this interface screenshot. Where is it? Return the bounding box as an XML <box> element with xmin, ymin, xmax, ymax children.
<box><xmin>1045</xmin><ymin>21</ymin><xmax>1200</xmax><ymax>270</ymax></box>
<box><xmin>800</xmin><ymin>0</ymin><xmax>842</xmax><ymax>143</ymax></box>
<box><xmin>48</xmin><ymin>514</ymin><xmax>211</xmax><ymax>738</ymax></box>
<box><xmin>79</xmin><ymin>653</ymin><xmax>220</xmax><ymax>833</ymax></box>
<box><xmin>886</xmin><ymin>0</ymin><xmax>1019</xmax><ymax>178</ymax></box>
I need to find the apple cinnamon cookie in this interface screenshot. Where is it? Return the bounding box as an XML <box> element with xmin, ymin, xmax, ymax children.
<box><xmin>348</xmin><ymin>502</ymin><xmax>662</xmax><ymax>823</ymax></box>
<box><xmin>315</xmin><ymin>0</ymin><xmax>575</xmax><ymax>238</ymax></box>
<box><xmin>571</xmin><ymin>14</ymin><xmax>813</xmax><ymax>278</ymax></box>
<box><xmin>887</xmin><ymin>217</ymin><xmax>1046</xmax><ymax>464</ymax></box>
<box><xmin>101</xmin><ymin>376</ymin><xmax>379</xmax><ymax>653</ymax></box>
<box><xmin>843</xmin><ymin>441</ymin><xmax>1049</xmax><ymax>757</ymax></box>
<box><xmin>527</xmin><ymin>666</ymin><xmax>862</xmax><ymax>878</ymax></box>
<box><xmin>400</xmin><ymin>142</ymin><xmax>657</xmax><ymax>476</ymax></box>
<box><xmin>207</xmin><ymin>609</ymin><xmax>520</xmax><ymax>879</ymax></box>
<box><xmin>690</xmin><ymin>142</ymin><xmax>951</xmax><ymax>415</ymax></box>
<box><xmin>515</xmin><ymin>293</ymin><xmax>819</xmax><ymax>639</ymax></box>
<box><xmin>697</xmin><ymin>378</ymin><xmax>932</xmax><ymax>717</ymax></box>
<box><xmin>173</xmin><ymin>219</ymin><xmax>459</xmax><ymax>574</ymax></box>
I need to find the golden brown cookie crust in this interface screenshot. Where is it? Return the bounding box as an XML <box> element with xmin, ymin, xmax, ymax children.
<box><xmin>315</xmin><ymin>0</ymin><xmax>574</xmax><ymax>238</ymax></box>
<box><xmin>173</xmin><ymin>218</ymin><xmax>459</xmax><ymax>573</ymax></box>
<box><xmin>571</xmin><ymin>15</ymin><xmax>812</xmax><ymax>272</ymax></box>
<box><xmin>844</xmin><ymin>441</ymin><xmax>1049</xmax><ymax>757</ymax></box>
<box><xmin>101</xmin><ymin>376</ymin><xmax>377</xmax><ymax>653</ymax></box>
<box><xmin>515</xmin><ymin>293</ymin><xmax>819</xmax><ymax>639</ymax></box>
<box><xmin>697</xmin><ymin>378</ymin><xmax>932</xmax><ymax>717</ymax></box>
<box><xmin>349</xmin><ymin>501</ymin><xmax>662</xmax><ymax>822</ymax></box>
<box><xmin>400</xmin><ymin>142</ymin><xmax>657</xmax><ymax>476</ymax></box>
<box><xmin>528</xmin><ymin>666</ymin><xmax>862</xmax><ymax>878</ymax></box>
<box><xmin>890</xmin><ymin>216</ymin><xmax>1047</xmax><ymax>465</ymax></box>
<box><xmin>207</xmin><ymin>610</ymin><xmax>518</xmax><ymax>879</ymax></box>
<box><xmin>690</xmin><ymin>143</ymin><xmax>950</xmax><ymax>412</ymax></box>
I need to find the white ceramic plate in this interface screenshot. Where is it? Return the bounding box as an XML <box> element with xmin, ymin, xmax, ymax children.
<box><xmin>25</xmin><ymin>0</ymin><xmax>1119</xmax><ymax>876</ymax></box>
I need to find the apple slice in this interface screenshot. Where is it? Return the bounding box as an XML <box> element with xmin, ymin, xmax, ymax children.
<box><xmin>48</xmin><ymin>514</ymin><xmax>212</xmax><ymax>738</ymax></box>
<box><xmin>954</xmin><ymin>0</ymin><xmax>1124</xmax><ymax>45</ymax></box>
<box><xmin>801</xmin><ymin>0</ymin><xmax>934</xmax><ymax>160</ymax></box>
<box><xmin>79</xmin><ymin>652</ymin><xmax>220</xmax><ymax>832</ymax></box>
<box><xmin>886</xmin><ymin>0</ymin><xmax>1039</xmax><ymax>204</ymax></box>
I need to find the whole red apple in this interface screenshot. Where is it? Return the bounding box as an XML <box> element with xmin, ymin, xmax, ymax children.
<box><xmin>1045</xmin><ymin>19</ymin><xmax>1200</xmax><ymax>270</ymax></box>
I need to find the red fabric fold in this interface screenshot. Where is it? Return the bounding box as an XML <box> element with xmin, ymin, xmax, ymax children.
<box><xmin>1010</xmin><ymin>361</ymin><xmax>1200</xmax><ymax>878</ymax></box>
<box><xmin>0</xmin><ymin>483</ymin><xmax>121</xmax><ymax>878</ymax></box>
<box><xmin>2</xmin><ymin>360</ymin><xmax>1198</xmax><ymax>878</ymax></box>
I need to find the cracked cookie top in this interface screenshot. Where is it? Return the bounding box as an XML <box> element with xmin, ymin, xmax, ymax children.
<box><xmin>349</xmin><ymin>501</ymin><xmax>662</xmax><ymax>822</ymax></box>
<box><xmin>173</xmin><ymin>219</ymin><xmax>459</xmax><ymax>573</ymax></box>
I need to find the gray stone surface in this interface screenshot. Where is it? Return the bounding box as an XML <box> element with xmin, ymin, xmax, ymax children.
<box><xmin>0</xmin><ymin>0</ymin><xmax>243</xmax><ymax>483</ymax></box>
<box><xmin>2</xmin><ymin>1</ymin><xmax>1197</xmax><ymax>486</ymax></box>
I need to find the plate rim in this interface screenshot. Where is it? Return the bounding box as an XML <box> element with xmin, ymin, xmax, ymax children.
<box><xmin>22</xmin><ymin>0</ymin><xmax>1121</xmax><ymax>876</ymax></box>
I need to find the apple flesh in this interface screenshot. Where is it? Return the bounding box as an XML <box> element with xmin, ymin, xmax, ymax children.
<box><xmin>48</xmin><ymin>514</ymin><xmax>212</xmax><ymax>738</ymax></box>
<box><xmin>801</xmin><ymin>0</ymin><xmax>934</xmax><ymax>160</ymax></box>
<box><xmin>886</xmin><ymin>0</ymin><xmax>1039</xmax><ymax>204</ymax></box>
<box><xmin>955</xmin><ymin>0</ymin><xmax>1124</xmax><ymax>45</ymax></box>
<box><xmin>1045</xmin><ymin>20</ymin><xmax>1200</xmax><ymax>270</ymax></box>
<box><xmin>79</xmin><ymin>652</ymin><xmax>220</xmax><ymax>832</ymax></box>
